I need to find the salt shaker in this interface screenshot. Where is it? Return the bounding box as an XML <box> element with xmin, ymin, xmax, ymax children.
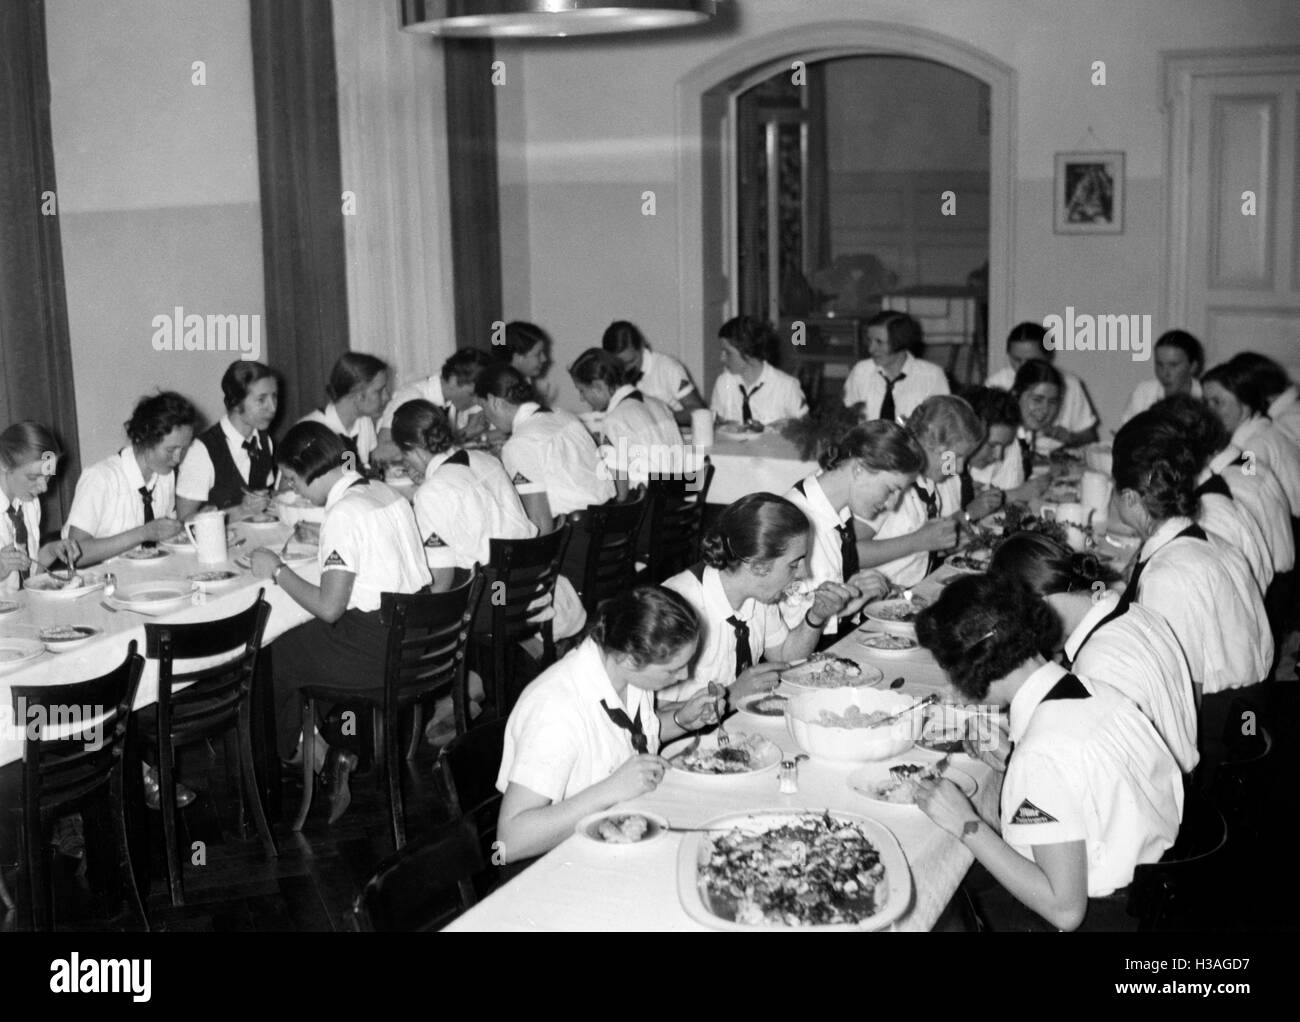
<box><xmin>102</xmin><ymin>572</ymin><xmax>117</xmax><ymax>598</ymax></box>
<box><xmin>778</xmin><ymin>758</ymin><xmax>799</xmax><ymax>794</ymax></box>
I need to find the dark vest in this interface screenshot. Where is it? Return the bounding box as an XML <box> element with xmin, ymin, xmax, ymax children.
<box><xmin>197</xmin><ymin>423</ymin><xmax>273</xmax><ymax>511</ymax></box>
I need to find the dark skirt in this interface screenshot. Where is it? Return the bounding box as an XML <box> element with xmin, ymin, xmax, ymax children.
<box><xmin>271</xmin><ymin>609</ymin><xmax>388</xmax><ymax>759</ymax></box>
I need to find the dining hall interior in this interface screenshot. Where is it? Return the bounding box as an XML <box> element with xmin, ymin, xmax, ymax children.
<box><xmin>1</xmin><ymin>0</ymin><xmax>1299</xmax><ymax>937</ymax></box>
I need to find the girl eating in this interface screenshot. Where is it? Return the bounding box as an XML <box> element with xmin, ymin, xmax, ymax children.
<box><xmin>660</xmin><ymin>493</ymin><xmax>856</xmax><ymax>703</ymax></box>
<box><xmin>475</xmin><ymin>364</ymin><xmax>615</xmax><ymax>532</ymax></box>
<box><xmin>988</xmin><ymin>531</ymin><xmax>1198</xmax><ymax>774</ymax></box>
<box><xmin>783</xmin><ymin>421</ymin><xmax>922</xmax><ymax>635</ymax></box>
<box><xmin>299</xmin><ymin>353</ymin><xmax>391</xmax><ymax>473</ymax></box>
<box><xmin>176</xmin><ymin>360</ymin><xmax>280</xmax><ymax>519</ymax></box>
<box><xmin>913</xmin><ymin>572</ymin><xmax>1183</xmax><ymax>931</ymax></box>
<box><xmin>0</xmin><ymin>422</ymin><xmax>79</xmax><ymax>590</ymax></box>
<box><xmin>857</xmin><ymin>395</ymin><xmax>986</xmax><ymax>587</ymax></box>
<box><xmin>495</xmin><ymin>586</ymin><xmax>724</xmax><ymax>862</ymax></box>
<box><xmin>250</xmin><ymin>422</ymin><xmax>431</xmax><ymax>822</ymax></box>
<box><xmin>64</xmin><ymin>392</ymin><xmax>196</xmax><ymax>564</ymax></box>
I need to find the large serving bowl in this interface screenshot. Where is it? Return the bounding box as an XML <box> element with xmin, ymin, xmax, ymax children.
<box><xmin>785</xmin><ymin>687</ymin><xmax>917</xmax><ymax>763</ymax></box>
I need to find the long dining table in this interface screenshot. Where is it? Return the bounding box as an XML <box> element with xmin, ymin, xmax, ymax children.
<box><xmin>0</xmin><ymin>519</ymin><xmax>318</xmax><ymax>768</ymax></box>
<box><xmin>445</xmin><ymin>565</ymin><xmax>1003</xmax><ymax>932</ymax></box>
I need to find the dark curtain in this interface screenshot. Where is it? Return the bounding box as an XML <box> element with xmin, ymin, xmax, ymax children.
<box><xmin>250</xmin><ymin>0</ymin><xmax>350</xmax><ymax>428</ymax></box>
<box><xmin>804</xmin><ymin>62</ymin><xmax>831</xmax><ymax>277</ymax></box>
<box><xmin>0</xmin><ymin>0</ymin><xmax>81</xmax><ymax>533</ymax></box>
<box><xmin>444</xmin><ymin>39</ymin><xmax>502</xmax><ymax>351</ymax></box>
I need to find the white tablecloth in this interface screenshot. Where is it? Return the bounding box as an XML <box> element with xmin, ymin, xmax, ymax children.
<box><xmin>446</xmin><ymin>568</ymin><xmax>1002</xmax><ymax>932</ymax></box>
<box><xmin>0</xmin><ymin>522</ymin><xmax>316</xmax><ymax>767</ymax></box>
<box><xmin>703</xmin><ymin>432</ymin><xmax>817</xmax><ymax>505</ymax></box>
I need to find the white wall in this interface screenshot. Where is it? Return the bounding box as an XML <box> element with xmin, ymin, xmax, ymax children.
<box><xmin>496</xmin><ymin>0</ymin><xmax>1300</xmax><ymax>431</ymax></box>
<box><xmin>47</xmin><ymin>0</ymin><xmax>264</xmax><ymax>465</ymax></box>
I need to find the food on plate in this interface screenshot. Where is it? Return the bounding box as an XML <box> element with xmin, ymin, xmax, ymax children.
<box><xmin>815</xmin><ymin>706</ymin><xmax>894</xmax><ymax>729</ymax></box>
<box><xmin>698</xmin><ymin>812</ymin><xmax>887</xmax><ymax>926</ymax></box>
<box><xmin>189</xmin><ymin>570</ymin><xmax>237</xmax><ymax>583</ymax></box>
<box><xmin>595</xmin><ymin>814</ymin><xmax>651</xmax><ymax>844</ymax></box>
<box><xmin>39</xmin><ymin>625</ymin><xmax>94</xmax><ymax>641</ymax></box>
<box><xmin>857</xmin><ymin>633</ymin><xmax>917</xmax><ymax>651</ymax></box>
<box><xmin>122</xmin><ymin>546</ymin><xmax>167</xmax><ymax>560</ymax></box>
<box><xmin>243</xmin><ymin>512</ymin><xmax>278</xmax><ymax>524</ymax></box>
<box><xmin>676</xmin><ymin>745</ymin><xmax>754</xmax><ymax>774</ymax></box>
<box><xmin>741</xmin><ymin>694</ymin><xmax>789</xmax><ymax>717</ymax></box>
<box><xmin>868</xmin><ymin>597</ymin><xmax>929</xmax><ymax>623</ymax></box>
<box><xmin>947</xmin><ymin>552</ymin><xmax>991</xmax><ymax>572</ymax></box>
<box><xmin>721</xmin><ymin>422</ymin><xmax>764</xmax><ymax>435</ymax></box>
<box><xmin>25</xmin><ymin>574</ymin><xmax>85</xmax><ymax>591</ymax></box>
<box><xmin>862</xmin><ymin>762</ymin><xmax>946</xmax><ymax>804</ymax></box>
<box><xmin>783</xmin><ymin>653</ymin><xmax>863</xmax><ymax>688</ymax></box>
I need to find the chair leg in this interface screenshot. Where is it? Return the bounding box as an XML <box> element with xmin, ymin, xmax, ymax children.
<box><xmin>386</xmin><ymin>710</ymin><xmax>406</xmax><ymax>851</ymax></box>
<box><xmin>372</xmin><ymin>708</ymin><xmax>386</xmax><ymax>791</ymax></box>
<box><xmin>0</xmin><ymin>866</ymin><xmax>13</xmax><ymax>913</ymax></box>
<box><xmin>239</xmin><ymin>705</ymin><xmax>278</xmax><ymax>860</ymax></box>
<box><xmin>111</xmin><ymin>771</ymin><xmax>149</xmax><ymax>932</ymax></box>
<box><xmin>291</xmin><ymin>697</ymin><xmax>315</xmax><ymax>833</ymax></box>
<box><xmin>158</xmin><ymin>751</ymin><xmax>185</xmax><ymax>908</ymax></box>
<box><xmin>406</xmin><ymin>703</ymin><xmax>424</xmax><ymax>761</ymax></box>
<box><xmin>22</xmin><ymin>814</ymin><xmax>48</xmax><ymax>931</ymax></box>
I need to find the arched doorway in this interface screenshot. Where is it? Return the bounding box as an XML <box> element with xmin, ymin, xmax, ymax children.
<box><xmin>674</xmin><ymin>21</ymin><xmax>1016</xmax><ymax>392</ymax></box>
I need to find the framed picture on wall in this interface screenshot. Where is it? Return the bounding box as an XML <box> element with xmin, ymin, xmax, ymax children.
<box><xmin>1054</xmin><ymin>151</ymin><xmax>1124</xmax><ymax>234</ymax></box>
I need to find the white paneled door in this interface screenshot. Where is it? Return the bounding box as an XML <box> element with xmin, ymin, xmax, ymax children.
<box><xmin>1166</xmin><ymin>50</ymin><xmax>1300</xmax><ymax>375</ymax></box>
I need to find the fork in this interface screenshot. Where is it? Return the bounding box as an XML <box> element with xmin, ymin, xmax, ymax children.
<box><xmin>707</xmin><ymin>682</ymin><xmax>730</xmax><ymax>747</ymax></box>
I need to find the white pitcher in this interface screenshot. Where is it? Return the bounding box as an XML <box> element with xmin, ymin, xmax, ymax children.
<box><xmin>184</xmin><ymin>509</ymin><xmax>228</xmax><ymax>565</ymax></box>
<box><xmin>1040</xmin><ymin>502</ymin><xmax>1094</xmax><ymax>552</ymax></box>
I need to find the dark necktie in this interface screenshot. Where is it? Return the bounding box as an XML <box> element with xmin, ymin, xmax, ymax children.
<box><xmin>139</xmin><ymin>485</ymin><xmax>156</xmax><ymax>548</ymax></box>
<box><xmin>243</xmin><ymin>435</ymin><xmax>272</xmax><ymax>491</ymax></box>
<box><xmin>6</xmin><ymin>504</ymin><xmax>29</xmax><ymax>583</ymax></box>
<box><xmin>959</xmin><ymin>467</ymin><xmax>975</xmax><ymax>509</ymax></box>
<box><xmin>626</xmin><ymin>390</ymin><xmax>644</xmax><ymax>403</ymax></box>
<box><xmin>838</xmin><ymin>517</ymin><xmax>860</xmax><ymax>579</ymax></box>
<box><xmin>1193</xmin><ymin>473</ymin><xmax>1232</xmax><ymax>501</ymax></box>
<box><xmin>915</xmin><ymin>482</ymin><xmax>940</xmax><ymax>574</ymax></box>
<box><xmin>1061</xmin><ymin>601</ymin><xmax>1129</xmax><ymax>670</ymax></box>
<box><xmin>727</xmin><ymin>615</ymin><xmax>753</xmax><ymax>678</ymax></box>
<box><xmin>1115</xmin><ymin>522</ymin><xmax>1205</xmax><ymax>616</ymax></box>
<box><xmin>739</xmin><ymin>383</ymin><xmax>763</xmax><ymax>425</ymax></box>
<box><xmin>1019</xmin><ymin>432</ymin><xmax>1036</xmax><ymax>480</ymax></box>
<box><xmin>879</xmin><ymin>372</ymin><xmax>906</xmax><ymax>423</ymax></box>
<box><xmin>600</xmin><ymin>700</ymin><xmax>647</xmax><ymax>754</ymax></box>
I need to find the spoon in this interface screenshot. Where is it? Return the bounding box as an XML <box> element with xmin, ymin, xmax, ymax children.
<box><xmin>873</xmin><ymin>693</ymin><xmax>939</xmax><ymax>727</ymax></box>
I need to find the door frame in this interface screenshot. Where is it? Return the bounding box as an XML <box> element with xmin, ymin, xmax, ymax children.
<box><xmin>1162</xmin><ymin>46</ymin><xmax>1300</xmax><ymax>333</ymax></box>
<box><xmin>675</xmin><ymin>20</ymin><xmax>1016</xmax><ymax>386</ymax></box>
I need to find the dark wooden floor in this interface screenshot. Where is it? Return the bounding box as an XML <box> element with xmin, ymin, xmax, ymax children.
<box><xmin>2</xmin><ymin>735</ymin><xmax>459</xmax><ymax>933</ymax></box>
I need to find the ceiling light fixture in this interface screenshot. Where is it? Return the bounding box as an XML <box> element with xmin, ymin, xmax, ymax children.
<box><xmin>399</xmin><ymin>0</ymin><xmax>717</xmax><ymax>38</ymax></box>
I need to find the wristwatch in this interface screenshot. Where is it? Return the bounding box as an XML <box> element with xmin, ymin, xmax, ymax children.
<box><xmin>961</xmin><ymin>819</ymin><xmax>980</xmax><ymax>840</ymax></box>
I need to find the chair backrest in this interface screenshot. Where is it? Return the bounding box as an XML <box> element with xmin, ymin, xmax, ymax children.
<box><xmin>13</xmin><ymin>643</ymin><xmax>145</xmax><ymax>817</ymax></box>
<box><xmin>439</xmin><ymin>716</ymin><xmax>507</xmax><ymax>850</ymax></box>
<box><xmin>644</xmin><ymin>458</ymin><xmax>714</xmax><ymax>583</ymax></box>
<box><xmin>1126</xmin><ymin>789</ymin><xmax>1228</xmax><ymax>931</ymax></box>
<box><xmin>380</xmin><ymin>573</ymin><xmax>484</xmax><ymax>713</ymax></box>
<box><xmin>570</xmin><ymin>492</ymin><xmax>647</xmax><ymax>612</ymax></box>
<box><xmin>143</xmin><ymin>592</ymin><xmax>271</xmax><ymax>746</ymax></box>
<box><xmin>1213</xmin><ymin>722</ymin><xmax>1273</xmax><ymax>846</ymax></box>
<box><xmin>796</xmin><ymin>362</ymin><xmax>824</xmax><ymax>412</ymax></box>
<box><xmin>476</xmin><ymin>525</ymin><xmax>571</xmax><ymax>643</ymax></box>
<box><xmin>352</xmin><ymin>816</ymin><xmax>482</xmax><ymax>931</ymax></box>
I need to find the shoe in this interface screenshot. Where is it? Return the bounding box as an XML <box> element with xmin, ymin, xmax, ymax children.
<box><xmin>142</xmin><ymin>765</ymin><xmax>196</xmax><ymax>811</ymax></box>
<box><xmin>322</xmin><ymin>748</ymin><xmax>359</xmax><ymax>824</ymax></box>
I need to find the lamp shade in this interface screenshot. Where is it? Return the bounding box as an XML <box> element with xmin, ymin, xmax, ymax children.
<box><xmin>399</xmin><ymin>0</ymin><xmax>716</xmax><ymax>37</ymax></box>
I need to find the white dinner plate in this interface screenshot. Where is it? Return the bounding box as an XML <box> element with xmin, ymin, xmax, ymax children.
<box><xmin>118</xmin><ymin>546</ymin><xmax>171</xmax><ymax>564</ymax></box>
<box><xmin>574</xmin><ymin>810</ymin><xmax>670</xmax><ymax>848</ymax></box>
<box><xmin>0</xmin><ymin>637</ymin><xmax>46</xmax><ymax>673</ymax></box>
<box><xmin>780</xmin><ymin>657</ymin><xmax>883</xmax><ymax>693</ymax></box>
<box><xmin>187</xmin><ymin>570</ymin><xmax>242</xmax><ymax>592</ymax></box>
<box><xmin>732</xmin><ymin>691</ymin><xmax>791</xmax><ymax>723</ymax></box>
<box><xmin>22</xmin><ymin>572</ymin><xmax>106</xmax><ymax>600</ymax></box>
<box><xmin>847</xmin><ymin>759</ymin><xmax>978</xmax><ymax>808</ymax></box>
<box><xmin>235</xmin><ymin>546</ymin><xmax>316</xmax><ymax>570</ymax></box>
<box><xmin>668</xmin><ymin>734</ymin><xmax>782</xmax><ymax>779</ymax></box>
<box><xmin>862</xmin><ymin>597</ymin><xmax>929</xmax><ymax>636</ymax></box>
<box><xmin>715</xmin><ymin>425</ymin><xmax>765</xmax><ymax>442</ymax></box>
<box><xmin>677</xmin><ymin>809</ymin><xmax>911</xmax><ymax>932</ymax></box>
<box><xmin>39</xmin><ymin>625</ymin><xmax>102</xmax><ymax>653</ymax></box>
<box><xmin>0</xmin><ymin>601</ymin><xmax>20</xmax><ymax>616</ymax></box>
<box><xmin>162</xmin><ymin>527</ymin><xmax>240</xmax><ymax>553</ymax></box>
<box><xmin>854</xmin><ymin>629</ymin><xmax>920</xmax><ymax>657</ymax></box>
<box><xmin>108</xmin><ymin>581</ymin><xmax>195</xmax><ymax>615</ymax></box>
